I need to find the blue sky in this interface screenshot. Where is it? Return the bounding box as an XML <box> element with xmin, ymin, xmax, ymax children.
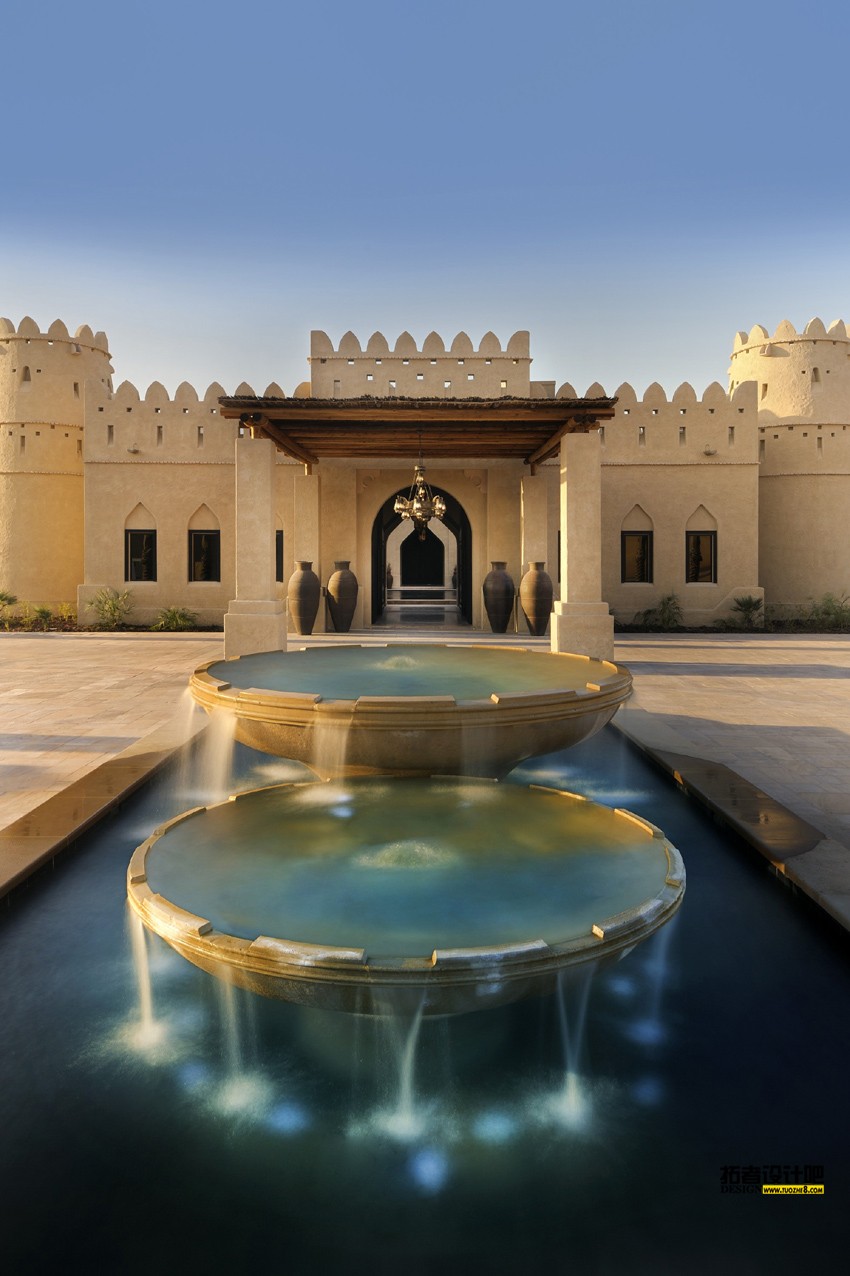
<box><xmin>2</xmin><ymin>0</ymin><xmax>849</xmax><ymax>397</ymax></box>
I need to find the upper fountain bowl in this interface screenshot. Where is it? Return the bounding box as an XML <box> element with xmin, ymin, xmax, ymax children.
<box><xmin>190</xmin><ymin>644</ymin><xmax>632</xmax><ymax>778</ymax></box>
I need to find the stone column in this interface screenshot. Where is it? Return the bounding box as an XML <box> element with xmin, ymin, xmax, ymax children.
<box><xmin>550</xmin><ymin>431</ymin><xmax>614</xmax><ymax>660</ymax></box>
<box><xmin>224</xmin><ymin>436</ymin><xmax>287</xmax><ymax>658</ymax></box>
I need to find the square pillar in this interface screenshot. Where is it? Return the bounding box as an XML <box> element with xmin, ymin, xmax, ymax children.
<box><xmin>224</xmin><ymin>435</ymin><xmax>287</xmax><ymax>657</ymax></box>
<box><xmin>550</xmin><ymin>431</ymin><xmax>614</xmax><ymax>660</ymax></box>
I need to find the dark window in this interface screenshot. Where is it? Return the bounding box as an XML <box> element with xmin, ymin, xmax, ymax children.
<box><xmin>125</xmin><ymin>530</ymin><xmax>157</xmax><ymax>581</ymax></box>
<box><xmin>621</xmin><ymin>531</ymin><xmax>653</xmax><ymax>583</ymax></box>
<box><xmin>686</xmin><ymin>531</ymin><xmax>716</xmax><ymax>583</ymax></box>
<box><xmin>188</xmin><ymin>530</ymin><xmax>221</xmax><ymax>582</ymax></box>
<box><xmin>275</xmin><ymin>530</ymin><xmax>284</xmax><ymax>583</ymax></box>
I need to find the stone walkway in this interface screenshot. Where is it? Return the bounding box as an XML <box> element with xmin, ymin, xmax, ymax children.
<box><xmin>613</xmin><ymin>633</ymin><xmax>850</xmax><ymax>929</ymax></box>
<box><xmin>0</xmin><ymin>632</ymin><xmax>221</xmax><ymax>833</ymax></box>
<box><xmin>1</xmin><ymin>629</ymin><xmax>849</xmax><ymax>926</ymax></box>
<box><xmin>615</xmin><ymin>633</ymin><xmax>850</xmax><ymax>849</ymax></box>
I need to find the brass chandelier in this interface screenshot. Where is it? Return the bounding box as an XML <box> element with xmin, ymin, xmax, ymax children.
<box><xmin>394</xmin><ymin>460</ymin><xmax>446</xmax><ymax>540</ymax></box>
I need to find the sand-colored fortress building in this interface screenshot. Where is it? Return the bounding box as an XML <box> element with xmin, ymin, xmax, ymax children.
<box><xmin>1</xmin><ymin>313</ymin><xmax>846</xmax><ymax>657</ymax></box>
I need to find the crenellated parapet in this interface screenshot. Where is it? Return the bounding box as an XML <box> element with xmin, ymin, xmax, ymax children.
<box><xmin>309</xmin><ymin>329</ymin><xmax>532</xmax><ymax>399</ymax></box>
<box><xmin>0</xmin><ymin>315</ymin><xmax>110</xmax><ymax>353</ymax></box>
<box><xmin>0</xmin><ymin>314</ymin><xmax>113</xmax><ymax>429</ymax></box>
<box><xmin>730</xmin><ymin>317</ymin><xmax>850</xmax><ymax>425</ymax></box>
<box><xmin>85</xmin><ymin>378</ymin><xmax>241</xmax><ymax>465</ymax></box>
<box><xmin>82</xmin><ymin>377</ymin><xmax>301</xmax><ymax>467</ymax></box>
<box><xmin>599</xmin><ymin>380</ymin><xmax>758</xmax><ymax>465</ymax></box>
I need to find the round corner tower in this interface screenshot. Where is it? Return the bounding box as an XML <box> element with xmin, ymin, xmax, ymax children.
<box><xmin>729</xmin><ymin>317</ymin><xmax>850</xmax><ymax>607</ymax></box>
<box><xmin>0</xmin><ymin>315</ymin><xmax>113</xmax><ymax>606</ymax></box>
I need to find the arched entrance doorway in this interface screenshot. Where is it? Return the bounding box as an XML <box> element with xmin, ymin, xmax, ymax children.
<box><xmin>371</xmin><ymin>486</ymin><xmax>472</xmax><ymax>623</ymax></box>
<box><xmin>400</xmin><ymin>526</ymin><xmax>444</xmax><ymax>586</ymax></box>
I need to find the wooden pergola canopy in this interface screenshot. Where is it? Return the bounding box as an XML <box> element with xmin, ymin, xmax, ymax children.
<box><xmin>218</xmin><ymin>395</ymin><xmax>617</xmax><ymax>468</ymax></box>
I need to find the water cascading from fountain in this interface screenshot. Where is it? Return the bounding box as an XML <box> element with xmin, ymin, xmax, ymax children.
<box><xmin>170</xmin><ymin>702</ymin><xmax>238</xmax><ymax>809</ymax></box>
<box><xmin>350</xmin><ymin>996</ymin><xmax>432</xmax><ymax>1142</ymax></box>
<box><xmin>170</xmin><ymin>688</ymin><xmax>206</xmax><ymax>805</ymax></box>
<box><xmin>212</xmin><ymin>977</ymin><xmax>274</xmax><ymax>1117</ymax></box>
<box><xmin>127</xmin><ymin>907</ymin><xmax>167</xmax><ymax>1053</ymax></box>
<box><xmin>627</xmin><ymin>913</ymin><xmax>677</xmax><ymax>1047</ymax></box>
<box><xmin>378</xmin><ymin>998</ymin><xmax>427</xmax><ymax>1140</ymax></box>
<box><xmin>549</xmin><ymin>966</ymin><xmax>595</xmax><ymax>1128</ymax></box>
<box><xmin>310</xmin><ymin>707</ymin><xmax>352</xmax><ymax>782</ymax></box>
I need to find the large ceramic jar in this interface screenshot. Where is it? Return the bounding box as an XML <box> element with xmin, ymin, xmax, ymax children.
<box><xmin>287</xmin><ymin>561</ymin><xmax>321</xmax><ymax>635</ymax></box>
<box><xmin>326</xmin><ymin>561</ymin><xmax>359</xmax><ymax>633</ymax></box>
<box><xmin>482</xmin><ymin>561</ymin><xmax>515</xmax><ymax>633</ymax></box>
<box><xmin>519</xmin><ymin>561</ymin><xmax>554</xmax><ymax>636</ymax></box>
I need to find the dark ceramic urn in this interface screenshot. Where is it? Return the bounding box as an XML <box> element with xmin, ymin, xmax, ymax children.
<box><xmin>326</xmin><ymin>561</ymin><xmax>359</xmax><ymax>633</ymax></box>
<box><xmin>482</xmin><ymin>561</ymin><xmax>515</xmax><ymax>633</ymax></box>
<box><xmin>287</xmin><ymin>560</ymin><xmax>321</xmax><ymax>635</ymax></box>
<box><xmin>519</xmin><ymin>561</ymin><xmax>554</xmax><ymax>636</ymax></box>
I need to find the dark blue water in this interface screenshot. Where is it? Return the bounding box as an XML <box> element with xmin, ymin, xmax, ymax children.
<box><xmin>1</xmin><ymin>729</ymin><xmax>846</xmax><ymax>1274</ymax></box>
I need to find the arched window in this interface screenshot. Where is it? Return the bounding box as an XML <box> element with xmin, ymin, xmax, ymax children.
<box><xmin>124</xmin><ymin>503</ymin><xmax>157</xmax><ymax>581</ymax></box>
<box><xmin>188</xmin><ymin>504</ymin><xmax>221</xmax><ymax>582</ymax></box>
<box><xmin>620</xmin><ymin>505</ymin><xmax>653</xmax><ymax>583</ymax></box>
<box><xmin>21</xmin><ymin>366</ymin><xmax>31</xmax><ymax>384</ymax></box>
<box><xmin>685</xmin><ymin>506</ymin><xmax>717</xmax><ymax>583</ymax></box>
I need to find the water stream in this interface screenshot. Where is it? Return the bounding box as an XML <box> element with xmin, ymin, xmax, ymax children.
<box><xmin>310</xmin><ymin>712</ymin><xmax>352</xmax><ymax>779</ymax></box>
<box><xmin>550</xmin><ymin>966</ymin><xmax>595</xmax><ymax>1127</ymax></box>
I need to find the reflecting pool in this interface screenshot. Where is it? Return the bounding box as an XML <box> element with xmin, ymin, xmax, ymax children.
<box><xmin>1</xmin><ymin>729</ymin><xmax>847</xmax><ymax>1272</ymax></box>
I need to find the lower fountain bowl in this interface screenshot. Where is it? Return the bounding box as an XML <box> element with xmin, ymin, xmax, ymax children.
<box><xmin>127</xmin><ymin>777</ymin><xmax>685</xmax><ymax>1016</ymax></box>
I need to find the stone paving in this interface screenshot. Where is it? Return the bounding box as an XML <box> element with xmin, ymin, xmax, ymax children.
<box><xmin>614</xmin><ymin>633</ymin><xmax>850</xmax><ymax>850</ymax></box>
<box><xmin>1</xmin><ymin>627</ymin><xmax>849</xmax><ymax>926</ymax></box>
<box><xmin>0</xmin><ymin>631</ymin><xmax>221</xmax><ymax>833</ymax></box>
<box><xmin>612</xmin><ymin>633</ymin><xmax>850</xmax><ymax>929</ymax></box>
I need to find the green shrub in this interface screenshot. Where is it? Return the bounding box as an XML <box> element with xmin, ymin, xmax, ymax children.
<box><xmin>805</xmin><ymin>592</ymin><xmax>850</xmax><ymax>631</ymax></box>
<box><xmin>635</xmin><ymin>593</ymin><xmax>683</xmax><ymax>630</ymax></box>
<box><xmin>33</xmin><ymin>605</ymin><xmax>53</xmax><ymax>631</ymax></box>
<box><xmin>88</xmin><ymin>587</ymin><xmax>133</xmax><ymax>630</ymax></box>
<box><xmin>56</xmin><ymin>602</ymin><xmax>77</xmax><ymax>630</ymax></box>
<box><xmin>0</xmin><ymin>590</ymin><xmax>17</xmax><ymax>629</ymax></box>
<box><xmin>731</xmin><ymin>595</ymin><xmax>764</xmax><ymax>629</ymax></box>
<box><xmin>151</xmin><ymin>606</ymin><xmax>198</xmax><ymax>632</ymax></box>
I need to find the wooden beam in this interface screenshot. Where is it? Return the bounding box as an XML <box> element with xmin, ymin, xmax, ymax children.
<box><xmin>524</xmin><ymin>421</ymin><xmax>576</xmax><ymax>467</ymax></box>
<box><xmin>523</xmin><ymin>414</ymin><xmax>605</xmax><ymax>467</ymax></box>
<box><xmin>249</xmin><ymin>415</ymin><xmax>319</xmax><ymax>467</ymax></box>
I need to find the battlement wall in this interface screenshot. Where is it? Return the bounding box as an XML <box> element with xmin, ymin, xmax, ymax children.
<box><xmin>84</xmin><ymin>378</ymin><xmax>290</xmax><ymax>465</ymax></box>
<box><xmin>596</xmin><ymin>380</ymin><xmax>759</xmax><ymax>466</ymax></box>
<box><xmin>309</xmin><ymin>329</ymin><xmax>531</xmax><ymax>399</ymax></box>
<box><xmin>757</xmin><ymin>421</ymin><xmax>850</xmax><ymax>476</ymax></box>
<box><xmin>730</xmin><ymin>317</ymin><xmax>850</xmax><ymax>425</ymax></box>
<box><xmin>0</xmin><ymin>315</ymin><xmax>110</xmax><ymax>353</ymax></box>
<box><xmin>0</xmin><ymin>315</ymin><xmax>113</xmax><ymax>428</ymax></box>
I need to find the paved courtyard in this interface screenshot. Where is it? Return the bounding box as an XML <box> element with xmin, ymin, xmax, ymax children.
<box><xmin>615</xmin><ymin>633</ymin><xmax>850</xmax><ymax>851</ymax></box>
<box><xmin>0</xmin><ymin>631</ymin><xmax>221</xmax><ymax>833</ymax></box>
